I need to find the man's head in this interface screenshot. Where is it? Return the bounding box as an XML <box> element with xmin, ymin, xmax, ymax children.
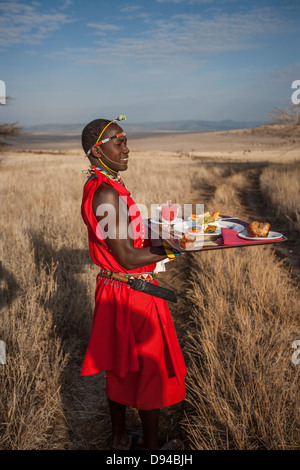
<box><xmin>81</xmin><ymin>118</ymin><xmax>129</xmax><ymax>171</ymax></box>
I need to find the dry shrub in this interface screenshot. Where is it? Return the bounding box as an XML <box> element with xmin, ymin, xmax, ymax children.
<box><xmin>268</xmin><ymin>104</ymin><xmax>300</xmax><ymax>125</ymax></box>
<box><xmin>0</xmin><ymin>122</ymin><xmax>23</xmax><ymax>147</ymax></box>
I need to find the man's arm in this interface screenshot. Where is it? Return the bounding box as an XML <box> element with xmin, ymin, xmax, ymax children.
<box><xmin>92</xmin><ymin>184</ymin><xmax>168</xmax><ymax>270</ymax></box>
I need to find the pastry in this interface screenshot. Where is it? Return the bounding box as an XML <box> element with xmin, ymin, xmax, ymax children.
<box><xmin>247</xmin><ymin>221</ymin><xmax>270</xmax><ymax>238</ymax></box>
<box><xmin>204</xmin><ymin>224</ymin><xmax>217</xmax><ymax>233</ymax></box>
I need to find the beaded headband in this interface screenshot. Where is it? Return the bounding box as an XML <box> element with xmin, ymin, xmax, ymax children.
<box><xmin>86</xmin><ymin>114</ymin><xmax>126</xmax><ymax>157</ymax></box>
<box><xmin>95</xmin><ymin>131</ymin><xmax>126</xmax><ymax>147</ymax></box>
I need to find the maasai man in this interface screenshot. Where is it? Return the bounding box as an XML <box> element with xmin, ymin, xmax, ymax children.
<box><xmin>80</xmin><ymin>115</ymin><xmax>186</xmax><ymax>450</ymax></box>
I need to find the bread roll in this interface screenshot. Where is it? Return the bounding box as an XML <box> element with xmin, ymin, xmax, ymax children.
<box><xmin>247</xmin><ymin>221</ymin><xmax>270</xmax><ymax>238</ymax></box>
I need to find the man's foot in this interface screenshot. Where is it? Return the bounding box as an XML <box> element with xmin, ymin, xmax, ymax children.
<box><xmin>110</xmin><ymin>429</ymin><xmax>143</xmax><ymax>450</ymax></box>
<box><xmin>160</xmin><ymin>439</ymin><xmax>185</xmax><ymax>450</ymax></box>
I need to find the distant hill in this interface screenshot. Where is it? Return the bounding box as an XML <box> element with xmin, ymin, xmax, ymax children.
<box><xmin>24</xmin><ymin>119</ymin><xmax>265</xmax><ymax>136</ymax></box>
<box><xmin>124</xmin><ymin>119</ymin><xmax>265</xmax><ymax>133</ymax></box>
<box><xmin>24</xmin><ymin>123</ymin><xmax>83</xmax><ymax>135</ymax></box>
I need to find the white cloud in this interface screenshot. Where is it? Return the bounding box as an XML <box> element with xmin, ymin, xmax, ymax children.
<box><xmin>120</xmin><ymin>5</ymin><xmax>143</xmax><ymax>13</ymax></box>
<box><xmin>156</xmin><ymin>0</ymin><xmax>222</xmax><ymax>4</ymax></box>
<box><xmin>0</xmin><ymin>1</ymin><xmax>75</xmax><ymax>48</ymax></box>
<box><xmin>149</xmin><ymin>9</ymin><xmax>292</xmax><ymax>50</ymax></box>
<box><xmin>73</xmin><ymin>8</ymin><xmax>295</xmax><ymax>69</ymax></box>
<box><xmin>87</xmin><ymin>23</ymin><xmax>122</xmax><ymax>35</ymax></box>
<box><xmin>252</xmin><ymin>63</ymin><xmax>300</xmax><ymax>89</ymax></box>
<box><xmin>58</xmin><ymin>0</ymin><xmax>73</xmax><ymax>9</ymax></box>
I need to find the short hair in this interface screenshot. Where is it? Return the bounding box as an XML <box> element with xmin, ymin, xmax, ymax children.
<box><xmin>81</xmin><ymin>119</ymin><xmax>111</xmax><ymax>154</ymax></box>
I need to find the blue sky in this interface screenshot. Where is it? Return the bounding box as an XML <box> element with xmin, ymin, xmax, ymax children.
<box><xmin>0</xmin><ymin>0</ymin><xmax>299</xmax><ymax>126</ymax></box>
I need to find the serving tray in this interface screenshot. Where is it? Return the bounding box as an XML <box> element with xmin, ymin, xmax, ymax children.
<box><xmin>144</xmin><ymin>216</ymin><xmax>287</xmax><ymax>253</ymax></box>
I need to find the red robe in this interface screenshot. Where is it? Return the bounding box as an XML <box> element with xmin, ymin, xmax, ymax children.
<box><xmin>81</xmin><ymin>169</ymin><xmax>186</xmax><ymax>409</ymax></box>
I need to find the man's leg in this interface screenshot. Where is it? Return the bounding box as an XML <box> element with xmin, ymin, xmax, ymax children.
<box><xmin>108</xmin><ymin>398</ymin><xmax>160</xmax><ymax>450</ymax></box>
<box><xmin>107</xmin><ymin>398</ymin><xmax>131</xmax><ymax>449</ymax></box>
<box><xmin>138</xmin><ymin>408</ymin><xmax>160</xmax><ymax>450</ymax></box>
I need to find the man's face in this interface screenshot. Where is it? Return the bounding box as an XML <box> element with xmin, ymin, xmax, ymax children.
<box><xmin>93</xmin><ymin>123</ymin><xmax>130</xmax><ymax>171</ymax></box>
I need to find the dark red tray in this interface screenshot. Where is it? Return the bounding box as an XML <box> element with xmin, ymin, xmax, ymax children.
<box><xmin>144</xmin><ymin>216</ymin><xmax>287</xmax><ymax>253</ymax></box>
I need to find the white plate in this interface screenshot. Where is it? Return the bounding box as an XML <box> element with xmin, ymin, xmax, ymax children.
<box><xmin>150</xmin><ymin>217</ymin><xmax>183</xmax><ymax>226</ymax></box>
<box><xmin>237</xmin><ymin>230</ymin><xmax>283</xmax><ymax>241</ymax></box>
<box><xmin>219</xmin><ymin>221</ymin><xmax>245</xmax><ymax>232</ymax></box>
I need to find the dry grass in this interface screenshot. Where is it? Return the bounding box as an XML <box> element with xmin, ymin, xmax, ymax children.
<box><xmin>260</xmin><ymin>161</ymin><xmax>300</xmax><ymax>233</ymax></box>
<box><xmin>0</xmin><ymin>157</ymin><xmax>96</xmax><ymax>448</ymax></box>
<box><xmin>184</xmin><ymin>248</ymin><xmax>299</xmax><ymax>449</ymax></box>
<box><xmin>0</xmin><ymin>146</ymin><xmax>299</xmax><ymax>450</ymax></box>
<box><xmin>181</xmin><ymin>160</ymin><xmax>300</xmax><ymax>449</ymax></box>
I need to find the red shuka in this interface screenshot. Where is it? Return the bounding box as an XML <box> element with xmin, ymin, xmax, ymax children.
<box><xmin>81</xmin><ymin>169</ymin><xmax>186</xmax><ymax>409</ymax></box>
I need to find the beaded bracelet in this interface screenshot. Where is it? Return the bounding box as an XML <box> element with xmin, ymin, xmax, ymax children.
<box><xmin>163</xmin><ymin>241</ymin><xmax>181</xmax><ymax>261</ymax></box>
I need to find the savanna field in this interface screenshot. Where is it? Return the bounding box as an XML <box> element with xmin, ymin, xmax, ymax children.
<box><xmin>0</xmin><ymin>125</ymin><xmax>300</xmax><ymax>450</ymax></box>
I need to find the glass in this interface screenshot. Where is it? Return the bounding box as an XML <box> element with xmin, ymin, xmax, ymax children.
<box><xmin>161</xmin><ymin>200</ymin><xmax>178</xmax><ymax>224</ymax></box>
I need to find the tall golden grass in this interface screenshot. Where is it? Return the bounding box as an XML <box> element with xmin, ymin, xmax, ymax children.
<box><xmin>0</xmin><ymin>148</ymin><xmax>299</xmax><ymax>449</ymax></box>
<box><xmin>260</xmin><ymin>161</ymin><xmax>300</xmax><ymax>233</ymax></box>
<box><xmin>182</xmin><ymin>163</ymin><xmax>299</xmax><ymax>448</ymax></box>
<box><xmin>0</xmin><ymin>157</ymin><xmax>93</xmax><ymax>448</ymax></box>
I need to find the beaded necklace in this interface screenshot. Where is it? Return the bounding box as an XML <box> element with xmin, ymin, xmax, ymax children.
<box><xmin>89</xmin><ymin>165</ymin><xmax>125</xmax><ymax>186</ymax></box>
